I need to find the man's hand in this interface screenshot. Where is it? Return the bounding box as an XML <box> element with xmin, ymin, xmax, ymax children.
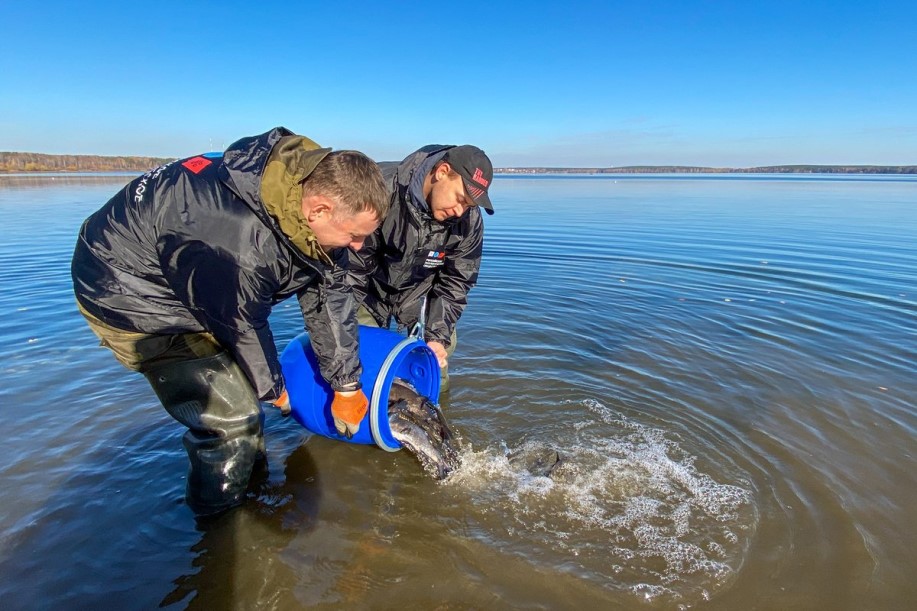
<box><xmin>272</xmin><ymin>389</ymin><xmax>291</xmax><ymax>417</ymax></box>
<box><xmin>427</xmin><ymin>341</ymin><xmax>448</xmax><ymax>369</ymax></box>
<box><xmin>332</xmin><ymin>390</ymin><xmax>369</xmax><ymax>438</ymax></box>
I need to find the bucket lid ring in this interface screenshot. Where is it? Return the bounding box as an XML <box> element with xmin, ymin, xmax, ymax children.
<box><xmin>369</xmin><ymin>335</ymin><xmax>423</xmax><ymax>452</ymax></box>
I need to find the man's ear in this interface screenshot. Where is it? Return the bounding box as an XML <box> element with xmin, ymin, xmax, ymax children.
<box><xmin>433</xmin><ymin>162</ymin><xmax>452</xmax><ymax>182</ymax></box>
<box><xmin>303</xmin><ymin>195</ymin><xmax>333</xmax><ymax>222</ymax></box>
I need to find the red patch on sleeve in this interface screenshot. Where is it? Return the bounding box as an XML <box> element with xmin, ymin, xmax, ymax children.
<box><xmin>182</xmin><ymin>156</ymin><xmax>212</xmax><ymax>174</ymax></box>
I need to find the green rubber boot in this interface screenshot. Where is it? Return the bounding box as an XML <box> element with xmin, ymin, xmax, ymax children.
<box><xmin>144</xmin><ymin>352</ymin><xmax>265</xmax><ymax>516</ymax></box>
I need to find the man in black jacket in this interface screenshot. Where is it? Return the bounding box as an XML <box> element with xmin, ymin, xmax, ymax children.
<box><xmin>72</xmin><ymin>127</ymin><xmax>388</xmax><ymax>515</ymax></box>
<box><xmin>349</xmin><ymin>145</ymin><xmax>493</xmax><ymax>391</ymax></box>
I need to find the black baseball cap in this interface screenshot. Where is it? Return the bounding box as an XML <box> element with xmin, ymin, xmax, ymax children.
<box><xmin>442</xmin><ymin>145</ymin><xmax>494</xmax><ymax>215</ymax></box>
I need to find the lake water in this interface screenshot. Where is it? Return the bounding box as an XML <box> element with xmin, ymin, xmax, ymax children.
<box><xmin>0</xmin><ymin>173</ymin><xmax>914</xmax><ymax>610</ymax></box>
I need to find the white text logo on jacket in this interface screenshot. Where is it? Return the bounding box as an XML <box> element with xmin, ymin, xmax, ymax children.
<box><xmin>423</xmin><ymin>251</ymin><xmax>446</xmax><ymax>269</ymax></box>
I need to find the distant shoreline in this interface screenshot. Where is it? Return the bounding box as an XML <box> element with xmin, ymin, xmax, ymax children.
<box><xmin>0</xmin><ymin>152</ymin><xmax>175</xmax><ymax>174</ymax></box>
<box><xmin>1</xmin><ymin>152</ymin><xmax>914</xmax><ymax>175</ymax></box>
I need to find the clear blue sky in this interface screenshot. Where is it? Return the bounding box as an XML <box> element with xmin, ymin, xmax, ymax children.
<box><xmin>2</xmin><ymin>1</ymin><xmax>915</xmax><ymax>166</ymax></box>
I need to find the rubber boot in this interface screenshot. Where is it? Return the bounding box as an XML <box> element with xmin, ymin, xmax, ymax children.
<box><xmin>144</xmin><ymin>352</ymin><xmax>265</xmax><ymax>516</ymax></box>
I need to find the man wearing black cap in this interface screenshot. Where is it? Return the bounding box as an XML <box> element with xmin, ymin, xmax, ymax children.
<box><xmin>348</xmin><ymin>144</ymin><xmax>494</xmax><ymax>391</ymax></box>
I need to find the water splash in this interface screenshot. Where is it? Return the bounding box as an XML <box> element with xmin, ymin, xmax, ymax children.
<box><xmin>445</xmin><ymin>399</ymin><xmax>757</xmax><ymax>604</ymax></box>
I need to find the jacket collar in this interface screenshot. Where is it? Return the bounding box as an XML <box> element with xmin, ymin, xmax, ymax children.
<box><xmin>406</xmin><ymin>149</ymin><xmax>448</xmax><ymax>216</ymax></box>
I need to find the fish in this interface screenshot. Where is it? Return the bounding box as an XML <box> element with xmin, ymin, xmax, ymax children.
<box><xmin>386</xmin><ymin>379</ymin><xmax>565</xmax><ymax>481</ymax></box>
<box><xmin>507</xmin><ymin>446</ymin><xmax>564</xmax><ymax>477</ymax></box>
<box><xmin>387</xmin><ymin>379</ymin><xmax>462</xmax><ymax>480</ymax></box>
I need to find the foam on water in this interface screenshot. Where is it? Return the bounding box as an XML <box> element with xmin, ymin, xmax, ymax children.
<box><xmin>444</xmin><ymin>399</ymin><xmax>757</xmax><ymax>604</ymax></box>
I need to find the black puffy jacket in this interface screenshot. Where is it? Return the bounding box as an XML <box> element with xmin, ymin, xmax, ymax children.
<box><xmin>71</xmin><ymin>127</ymin><xmax>361</xmax><ymax>400</ymax></box>
<box><xmin>348</xmin><ymin>146</ymin><xmax>483</xmax><ymax>347</ymax></box>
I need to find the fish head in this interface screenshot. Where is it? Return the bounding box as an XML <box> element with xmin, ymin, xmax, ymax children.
<box><xmin>388</xmin><ymin>378</ymin><xmax>462</xmax><ymax>479</ymax></box>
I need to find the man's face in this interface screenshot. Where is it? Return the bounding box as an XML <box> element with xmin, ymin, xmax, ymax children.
<box><xmin>304</xmin><ymin>195</ymin><xmax>379</xmax><ymax>250</ymax></box>
<box><xmin>428</xmin><ymin>164</ymin><xmax>476</xmax><ymax>222</ymax></box>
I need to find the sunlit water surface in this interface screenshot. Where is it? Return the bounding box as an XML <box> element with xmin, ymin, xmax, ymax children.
<box><xmin>0</xmin><ymin>173</ymin><xmax>914</xmax><ymax>610</ymax></box>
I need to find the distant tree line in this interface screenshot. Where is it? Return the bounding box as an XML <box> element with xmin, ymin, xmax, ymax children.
<box><xmin>497</xmin><ymin>165</ymin><xmax>917</xmax><ymax>174</ymax></box>
<box><xmin>0</xmin><ymin>152</ymin><xmax>175</xmax><ymax>173</ymax></box>
<box><xmin>739</xmin><ymin>165</ymin><xmax>917</xmax><ymax>174</ymax></box>
<box><xmin>3</xmin><ymin>152</ymin><xmax>913</xmax><ymax>175</ymax></box>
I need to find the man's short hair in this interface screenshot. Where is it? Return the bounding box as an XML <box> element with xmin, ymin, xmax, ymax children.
<box><xmin>302</xmin><ymin>151</ymin><xmax>389</xmax><ymax>220</ymax></box>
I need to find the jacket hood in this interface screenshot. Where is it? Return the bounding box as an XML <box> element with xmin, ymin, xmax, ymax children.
<box><xmin>219</xmin><ymin>127</ymin><xmax>332</xmax><ymax>263</ymax></box>
<box><xmin>390</xmin><ymin>145</ymin><xmax>452</xmax><ymax>215</ymax></box>
<box><xmin>260</xmin><ymin>135</ymin><xmax>333</xmax><ymax>263</ymax></box>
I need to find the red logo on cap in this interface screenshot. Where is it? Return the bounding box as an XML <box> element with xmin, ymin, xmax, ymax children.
<box><xmin>182</xmin><ymin>156</ymin><xmax>212</xmax><ymax>174</ymax></box>
<box><xmin>472</xmin><ymin>168</ymin><xmax>489</xmax><ymax>187</ymax></box>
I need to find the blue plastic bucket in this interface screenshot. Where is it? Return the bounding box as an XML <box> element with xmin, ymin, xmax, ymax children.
<box><xmin>279</xmin><ymin>326</ymin><xmax>441</xmax><ymax>451</ymax></box>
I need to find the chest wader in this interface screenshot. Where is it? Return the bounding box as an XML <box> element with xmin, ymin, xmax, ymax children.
<box><xmin>144</xmin><ymin>352</ymin><xmax>265</xmax><ymax>516</ymax></box>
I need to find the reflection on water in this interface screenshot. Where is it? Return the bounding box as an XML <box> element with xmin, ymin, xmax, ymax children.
<box><xmin>1</xmin><ymin>174</ymin><xmax>915</xmax><ymax>609</ymax></box>
<box><xmin>0</xmin><ymin>172</ymin><xmax>140</xmax><ymax>189</ymax></box>
<box><xmin>161</xmin><ymin>442</ymin><xmax>324</xmax><ymax>609</ymax></box>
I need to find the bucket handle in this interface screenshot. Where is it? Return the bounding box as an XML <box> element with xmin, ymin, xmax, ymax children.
<box><xmin>409</xmin><ymin>295</ymin><xmax>427</xmax><ymax>340</ymax></box>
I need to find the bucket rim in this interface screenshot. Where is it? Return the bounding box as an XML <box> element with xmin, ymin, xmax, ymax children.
<box><xmin>369</xmin><ymin>335</ymin><xmax>428</xmax><ymax>451</ymax></box>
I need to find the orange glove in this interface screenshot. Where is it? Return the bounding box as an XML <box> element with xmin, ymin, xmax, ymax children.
<box><xmin>272</xmin><ymin>389</ymin><xmax>291</xmax><ymax>417</ymax></box>
<box><xmin>332</xmin><ymin>390</ymin><xmax>369</xmax><ymax>438</ymax></box>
